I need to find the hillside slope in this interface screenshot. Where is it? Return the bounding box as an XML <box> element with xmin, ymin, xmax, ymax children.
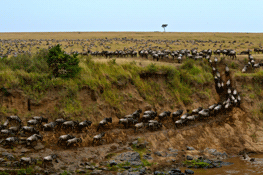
<box><xmin>1</xmin><ymin>55</ymin><xmax>263</xmax><ymax>174</ymax></box>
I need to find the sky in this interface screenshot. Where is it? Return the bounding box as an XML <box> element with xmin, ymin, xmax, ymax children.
<box><xmin>0</xmin><ymin>0</ymin><xmax>262</xmax><ymax>33</ymax></box>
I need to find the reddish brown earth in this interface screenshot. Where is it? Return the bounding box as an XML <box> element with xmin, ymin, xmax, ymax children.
<box><xmin>0</xmin><ymin>59</ymin><xmax>263</xmax><ymax>174</ymax></box>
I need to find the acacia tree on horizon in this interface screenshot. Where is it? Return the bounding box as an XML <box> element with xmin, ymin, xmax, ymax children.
<box><xmin>162</xmin><ymin>24</ymin><xmax>168</xmax><ymax>32</ymax></box>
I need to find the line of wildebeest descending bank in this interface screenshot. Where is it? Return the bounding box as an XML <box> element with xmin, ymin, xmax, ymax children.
<box><xmin>0</xmin><ymin>54</ymin><xmax>243</xmax><ymax>167</ymax></box>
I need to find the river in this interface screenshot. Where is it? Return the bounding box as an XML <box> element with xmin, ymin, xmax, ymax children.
<box><xmin>181</xmin><ymin>154</ymin><xmax>263</xmax><ymax>175</ymax></box>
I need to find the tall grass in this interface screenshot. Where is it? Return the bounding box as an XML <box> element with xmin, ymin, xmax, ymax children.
<box><xmin>0</xmin><ymin>52</ymin><xmax>214</xmax><ymax>116</ymax></box>
<box><xmin>0</xmin><ymin>49</ymin><xmax>49</xmax><ymax>73</ymax></box>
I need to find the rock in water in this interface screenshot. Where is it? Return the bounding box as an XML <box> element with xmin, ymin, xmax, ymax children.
<box><xmin>185</xmin><ymin>169</ymin><xmax>194</xmax><ymax>174</ymax></box>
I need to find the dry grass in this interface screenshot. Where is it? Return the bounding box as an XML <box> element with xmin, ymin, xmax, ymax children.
<box><xmin>92</xmin><ymin>57</ymin><xmax>181</xmax><ymax>67</ymax></box>
<box><xmin>1</xmin><ymin>32</ymin><xmax>263</xmax><ymax>54</ymax></box>
<box><xmin>0</xmin><ymin>32</ymin><xmax>263</xmax><ymax>41</ymax></box>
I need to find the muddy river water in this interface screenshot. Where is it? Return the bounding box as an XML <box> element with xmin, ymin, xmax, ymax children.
<box><xmin>181</xmin><ymin>154</ymin><xmax>263</xmax><ymax>175</ymax></box>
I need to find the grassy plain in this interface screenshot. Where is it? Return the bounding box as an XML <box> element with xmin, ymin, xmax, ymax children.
<box><xmin>1</xmin><ymin>32</ymin><xmax>263</xmax><ymax>54</ymax></box>
<box><xmin>1</xmin><ymin>32</ymin><xmax>263</xmax><ymax>42</ymax></box>
<box><xmin>0</xmin><ymin>32</ymin><xmax>263</xmax><ymax>120</ymax></box>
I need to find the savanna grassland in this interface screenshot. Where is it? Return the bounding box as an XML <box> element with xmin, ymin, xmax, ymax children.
<box><xmin>0</xmin><ymin>32</ymin><xmax>263</xmax><ymax>54</ymax></box>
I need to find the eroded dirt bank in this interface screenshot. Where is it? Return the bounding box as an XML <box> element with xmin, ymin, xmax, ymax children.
<box><xmin>0</xmin><ymin>59</ymin><xmax>263</xmax><ymax>174</ymax></box>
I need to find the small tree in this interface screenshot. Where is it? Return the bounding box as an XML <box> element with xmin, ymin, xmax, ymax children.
<box><xmin>46</xmin><ymin>44</ymin><xmax>81</xmax><ymax>78</ymax></box>
<box><xmin>161</xmin><ymin>24</ymin><xmax>168</xmax><ymax>32</ymax></box>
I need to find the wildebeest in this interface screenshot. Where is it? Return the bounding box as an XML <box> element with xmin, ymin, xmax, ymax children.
<box><xmin>77</xmin><ymin>120</ymin><xmax>92</xmax><ymax>132</ymax></box>
<box><xmin>172</xmin><ymin>110</ymin><xmax>183</xmax><ymax>122</ymax></box>
<box><xmin>32</xmin><ymin>116</ymin><xmax>48</xmax><ymax>124</ymax></box>
<box><xmin>119</xmin><ymin>118</ymin><xmax>137</xmax><ymax>128</ymax></box>
<box><xmin>62</xmin><ymin>121</ymin><xmax>79</xmax><ymax>131</ymax></box>
<box><xmin>66</xmin><ymin>137</ymin><xmax>82</xmax><ymax>147</ymax></box>
<box><xmin>93</xmin><ymin>132</ymin><xmax>105</xmax><ymax>145</ymax></box>
<box><xmin>57</xmin><ymin>134</ymin><xmax>75</xmax><ymax>145</ymax></box>
<box><xmin>158</xmin><ymin>111</ymin><xmax>171</xmax><ymax>121</ymax></box>
<box><xmin>175</xmin><ymin>119</ymin><xmax>186</xmax><ymax>128</ymax></box>
<box><xmin>21</xmin><ymin>126</ymin><xmax>39</xmax><ymax>135</ymax></box>
<box><xmin>97</xmin><ymin>118</ymin><xmax>112</xmax><ymax>131</ymax></box>
<box><xmin>134</xmin><ymin>122</ymin><xmax>147</xmax><ymax>133</ymax></box>
<box><xmin>42</xmin><ymin>122</ymin><xmax>57</xmax><ymax>131</ymax></box>
<box><xmin>26</xmin><ymin>134</ymin><xmax>43</xmax><ymax>146</ymax></box>
<box><xmin>132</xmin><ymin>109</ymin><xmax>142</xmax><ymax>120</ymax></box>
<box><xmin>225</xmin><ymin>64</ymin><xmax>230</xmax><ymax>76</ymax></box>
<box><xmin>27</xmin><ymin>119</ymin><xmax>40</xmax><ymax>127</ymax></box>
<box><xmin>0</xmin><ymin>129</ymin><xmax>14</xmax><ymax>138</ymax></box>
<box><xmin>55</xmin><ymin>118</ymin><xmax>66</xmax><ymax>129</ymax></box>
<box><xmin>147</xmin><ymin>120</ymin><xmax>162</xmax><ymax>131</ymax></box>
<box><xmin>20</xmin><ymin>157</ymin><xmax>37</xmax><ymax>167</ymax></box>
<box><xmin>7</xmin><ymin>116</ymin><xmax>22</xmax><ymax>124</ymax></box>
<box><xmin>2</xmin><ymin>137</ymin><xmax>19</xmax><ymax>146</ymax></box>
<box><xmin>43</xmin><ymin>154</ymin><xmax>58</xmax><ymax>168</ymax></box>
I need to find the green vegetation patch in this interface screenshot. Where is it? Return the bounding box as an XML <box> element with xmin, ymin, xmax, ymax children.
<box><xmin>0</xmin><ymin>51</ymin><xmax>214</xmax><ymax>116</ymax></box>
<box><xmin>183</xmin><ymin>159</ymin><xmax>210</xmax><ymax>168</ymax></box>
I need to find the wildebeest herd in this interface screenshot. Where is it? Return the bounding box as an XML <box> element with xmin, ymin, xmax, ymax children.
<box><xmin>0</xmin><ymin>36</ymin><xmax>262</xmax><ymax>169</ymax></box>
<box><xmin>0</xmin><ymin>38</ymin><xmax>262</xmax><ymax>64</ymax></box>
<box><xmin>0</xmin><ymin>50</ymin><xmax>246</xmax><ymax>168</ymax></box>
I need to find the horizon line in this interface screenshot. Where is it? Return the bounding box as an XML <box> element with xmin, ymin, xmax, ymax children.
<box><xmin>0</xmin><ymin>31</ymin><xmax>263</xmax><ymax>34</ymax></box>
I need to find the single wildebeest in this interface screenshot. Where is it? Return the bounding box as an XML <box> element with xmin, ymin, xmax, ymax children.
<box><xmin>225</xmin><ymin>64</ymin><xmax>230</xmax><ymax>76</ymax></box>
<box><xmin>147</xmin><ymin>120</ymin><xmax>162</xmax><ymax>131</ymax></box>
<box><xmin>213</xmin><ymin>103</ymin><xmax>223</xmax><ymax>115</ymax></box>
<box><xmin>2</xmin><ymin>120</ymin><xmax>9</xmax><ymax>129</ymax></box>
<box><xmin>175</xmin><ymin>119</ymin><xmax>186</xmax><ymax>128</ymax></box>
<box><xmin>32</xmin><ymin>116</ymin><xmax>48</xmax><ymax>124</ymax></box>
<box><xmin>97</xmin><ymin>117</ymin><xmax>112</xmax><ymax>131</ymax></box>
<box><xmin>20</xmin><ymin>157</ymin><xmax>37</xmax><ymax>167</ymax></box>
<box><xmin>27</xmin><ymin>119</ymin><xmax>40</xmax><ymax>127</ymax></box>
<box><xmin>132</xmin><ymin>109</ymin><xmax>142</xmax><ymax>119</ymax></box>
<box><xmin>77</xmin><ymin>120</ymin><xmax>92</xmax><ymax>132</ymax></box>
<box><xmin>3</xmin><ymin>137</ymin><xmax>19</xmax><ymax>146</ymax></box>
<box><xmin>158</xmin><ymin>111</ymin><xmax>171</xmax><ymax>121</ymax></box>
<box><xmin>66</xmin><ymin>137</ymin><xmax>82</xmax><ymax>147</ymax></box>
<box><xmin>93</xmin><ymin>132</ymin><xmax>105</xmax><ymax>145</ymax></box>
<box><xmin>7</xmin><ymin>116</ymin><xmax>22</xmax><ymax>124</ymax></box>
<box><xmin>55</xmin><ymin>118</ymin><xmax>66</xmax><ymax>129</ymax></box>
<box><xmin>43</xmin><ymin>122</ymin><xmax>57</xmax><ymax>131</ymax></box>
<box><xmin>198</xmin><ymin>109</ymin><xmax>210</xmax><ymax>120</ymax></box>
<box><xmin>62</xmin><ymin>121</ymin><xmax>79</xmax><ymax>131</ymax></box>
<box><xmin>26</xmin><ymin>134</ymin><xmax>43</xmax><ymax>146</ymax></box>
<box><xmin>8</xmin><ymin>125</ymin><xmax>21</xmax><ymax>134</ymax></box>
<box><xmin>21</xmin><ymin>126</ymin><xmax>40</xmax><ymax>135</ymax></box>
<box><xmin>134</xmin><ymin>122</ymin><xmax>147</xmax><ymax>133</ymax></box>
<box><xmin>0</xmin><ymin>129</ymin><xmax>14</xmax><ymax>138</ymax></box>
<box><xmin>43</xmin><ymin>154</ymin><xmax>58</xmax><ymax>168</ymax></box>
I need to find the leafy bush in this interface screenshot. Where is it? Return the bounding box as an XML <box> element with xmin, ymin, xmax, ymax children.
<box><xmin>46</xmin><ymin>44</ymin><xmax>81</xmax><ymax>78</ymax></box>
<box><xmin>146</xmin><ymin>63</ymin><xmax>158</xmax><ymax>73</ymax></box>
<box><xmin>181</xmin><ymin>59</ymin><xmax>194</xmax><ymax>70</ymax></box>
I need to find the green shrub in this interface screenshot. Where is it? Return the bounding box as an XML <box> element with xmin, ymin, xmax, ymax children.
<box><xmin>46</xmin><ymin>44</ymin><xmax>81</xmax><ymax>78</ymax></box>
<box><xmin>146</xmin><ymin>63</ymin><xmax>158</xmax><ymax>73</ymax></box>
<box><xmin>181</xmin><ymin>59</ymin><xmax>194</xmax><ymax>70</ymax></box>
